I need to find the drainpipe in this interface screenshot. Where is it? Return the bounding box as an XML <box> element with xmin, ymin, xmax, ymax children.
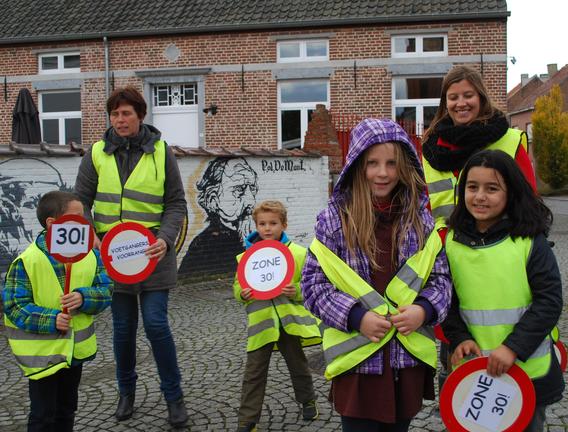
<box><xmin>104</xmin><ymin>36</ymin><xmax>110</xmax><ymax>128</ymax></box>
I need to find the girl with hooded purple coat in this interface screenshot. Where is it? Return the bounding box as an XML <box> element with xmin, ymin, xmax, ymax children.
<box><xmin>301</xmin><ymin>118</ymin><xmax>451</xmax><ymax>431</ymax></box>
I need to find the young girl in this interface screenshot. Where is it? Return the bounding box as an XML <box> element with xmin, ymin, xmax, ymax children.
<box><xmin>302</xmin><ymin>118</ymin><xmax>451</xmax><ymax>431</ymax></box>
<box><xmin>442</xmin><ymin>149</ymin><xmax>564</xmax><ymax>432</ymax></box>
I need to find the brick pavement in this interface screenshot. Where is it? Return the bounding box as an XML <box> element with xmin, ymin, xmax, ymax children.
<box><xmin>1</xmin><ymin>201</ymin><xmax>568</xmax><ymax>431</ymax></box>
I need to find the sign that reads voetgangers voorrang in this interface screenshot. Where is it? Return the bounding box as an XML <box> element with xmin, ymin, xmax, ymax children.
<box><xmin>100</xmin><ymin>222</ymin><xmax>158</xmax><ymax>284</ymax></box>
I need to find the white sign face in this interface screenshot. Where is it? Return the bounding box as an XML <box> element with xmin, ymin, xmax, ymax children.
<box><xmin>457</xmin><ymin>372</ymin><xmax>520</xmax><ymax>431</ymax></box>
<box><xmin>108</xmin><ymin>231</ymin><xmax>150</xmax><ymax>276</ymax></box>
<box><xmin>50</xmin><ymin>223</ymin><xmax>90</xmax><ymax>256</ymax></box>
<box><xmin>243</xmin><ymin>247</ymin><xmax>288</xmax><ymax>292</ymax></box>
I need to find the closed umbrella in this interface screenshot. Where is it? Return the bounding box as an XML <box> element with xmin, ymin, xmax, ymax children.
<box><xmin>11</xmin><ymin>88</ymin><xmax>41</xmax><ymax>144</ymax></box>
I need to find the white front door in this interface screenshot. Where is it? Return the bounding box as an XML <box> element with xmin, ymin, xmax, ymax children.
<box><xmin>151</xmin><ymin>84</ymin><xmax>199</xmax><ymax>148</ymax></box>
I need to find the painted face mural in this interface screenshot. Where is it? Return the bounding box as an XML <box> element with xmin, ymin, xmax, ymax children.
<box><xmin>0</xmin><ymin>158</ymin><xmax>67</xmax><ymax>275</ymax></box>
<box><xmin>178</xmin><ymin>157</ymin><xmax>259</xmax><ymax>278</ymax></box>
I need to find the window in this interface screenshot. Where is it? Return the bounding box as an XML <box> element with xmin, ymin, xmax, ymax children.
<box><xmin>151</xmin><ymin>83</ymin><xmax>200</xmax><ymax>148</ymax></box>
<box><xmin>153</xmin><ymin>83</ymin><xmax>198</xmax><ymax>107</ymax></box>
<box><xmin>38</xmin><ymin>52</ymin><xmax>80</xmax><ymax>74</ymax></box>
<box><xmin>277</xmin><ymin>40</ymin><xmax>329</xmax><ymax>63</ymax></box>
<box><xmin>392</xmin><ymin>35</ymin><xmax>447</xmax><ymax>57</ymax></box>
<box><xmin>39</xmin><ymin>91</ymin><xmax>81</xmax><ymax>144</ymax></box>
<box><xmin>278</xmin><ymin>79</ymin><xmax>329</xmax><ymax>149</ymax></box>
<box><xmin>392</xmin><ymin>77</ymin><xmax>443</xmax><ymax>136</ymax></box>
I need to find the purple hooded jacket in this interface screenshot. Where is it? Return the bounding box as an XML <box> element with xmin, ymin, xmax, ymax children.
<box><xmin>301</xmin><ymin>118</ymin><xmax>451</xmax><ymax>375</ymax></box>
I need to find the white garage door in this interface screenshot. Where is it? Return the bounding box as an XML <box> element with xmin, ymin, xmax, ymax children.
<box><xmin>151</xmin><ymin>84</ymin><xmax>199</xmax><ymax>148</ymax></box>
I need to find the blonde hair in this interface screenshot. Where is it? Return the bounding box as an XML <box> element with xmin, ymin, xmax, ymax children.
<box><xmin>340</xmin><ymin>142</ymin><xmax>426</xmax><ymax>268</ymax></box>
<box><xmin>423</xmin><ymin>65</ymin><xmax>501</xmax><ymax>142</ymax></box>
<box><xmin>253</xmin><ymin>200</ymin><xmax>287</xmax><ymax>225</ymax></box>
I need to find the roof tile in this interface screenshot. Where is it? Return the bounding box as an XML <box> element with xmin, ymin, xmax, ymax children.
<box><xmin>0</xmin><ymin>0</ymin><xmax>508</xmax><ymax>43</ymax></box>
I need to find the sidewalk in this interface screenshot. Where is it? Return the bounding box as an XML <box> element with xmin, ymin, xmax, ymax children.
<box><xmin>1</xmin><ymin>213</ymin><xmax>568</xmax><ymax>431</ymax></box>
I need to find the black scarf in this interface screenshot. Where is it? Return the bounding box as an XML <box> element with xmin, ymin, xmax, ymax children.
<box><xmin>422</xmin><ymin>114</ymin><xmax>509</xmax><ymax>171</ymax></box>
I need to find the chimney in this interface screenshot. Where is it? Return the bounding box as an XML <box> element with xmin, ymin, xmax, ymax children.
<box><xmin>540</xmin><ymin>73</ymin><xmax>549</xmax><ymax>81</ymax></box>
<box><xmin>521</xmin><ymin>73</ymin><xmax>529</xmax><ymax>87</ymax></box>
<box><xmin>547</xmin><ymin>63</ymin><xmax>558</xmax><ymax>76</ymax></box>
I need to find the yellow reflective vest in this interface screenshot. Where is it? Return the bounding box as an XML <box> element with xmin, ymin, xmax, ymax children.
<box><xmin>91</xmin><ymin>139</ymin><xmax>166</xmax><ymax>233</ymax></box>
<box><xmin>309</xmin><ymin>226</ymin><xmax>443</xmax><ymax>380</ymax></box>
<box><xmin>234</xmin><ymin>241</ymin><xmax>321</xmax><ymax>352</ymax></box>
<box><xmin>4</xmin><ymin>243</ymin><xmax>98</xmax><ymax>380</ymax></box>
<box><xmin>423</xmin><ymin>128</ymin><xmax>527</xmax><ymax>225</ymax></box>
<box><xmin>446</xmin><ymin>232</ymin><xmax>551</xmax><ymax>379</ymax></box>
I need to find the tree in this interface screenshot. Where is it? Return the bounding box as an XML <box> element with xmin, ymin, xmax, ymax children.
<box><xmin>532</xmin><ymin>84</ymin><xmax>568</xmax><ymax>189</ymax></box>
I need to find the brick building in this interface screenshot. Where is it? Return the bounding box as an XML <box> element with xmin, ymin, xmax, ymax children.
<box><xmin>0</xmin><ymin>0</ymin><xmax>509</xmax><ymax>150</ymax></box>
<box><xmin>0</xmin><ymin>1</ymin><xmax>511</xmax><ymax>278</ymax></box>
<box><xmin>508</xmin><ymin>63</ymin><xmax>568</xmax><ymax>146</ymax></box>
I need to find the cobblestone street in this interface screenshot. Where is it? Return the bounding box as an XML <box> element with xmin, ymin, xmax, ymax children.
<box><xmin>2</xmin><ymin>198</ymin><xmax>568</xmax><ymax>431</ymax></box>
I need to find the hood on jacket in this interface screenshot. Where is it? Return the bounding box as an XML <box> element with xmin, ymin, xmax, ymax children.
<box><xmin>334</xmin><ymin>118</ymin><xmax>423</xmax><ymax>197</ymax></box>
<box><xmin>102</xmin><ymin>123</ymin><xmax>162</xmax><ymax>155</ymax></box>
<box><xmin>244</xmin><ymin>231</ymin><xmax>290</xmax><ymax>249</ymax></box>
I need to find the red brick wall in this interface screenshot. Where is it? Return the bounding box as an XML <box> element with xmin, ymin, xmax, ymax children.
<box><xmin>0</xmin><ymin>19</ymin><xmax>507</xmax><ymax>147</ymax></box>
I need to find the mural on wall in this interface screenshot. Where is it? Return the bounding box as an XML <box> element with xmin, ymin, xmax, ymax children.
<box><xmin>178</xmin><ymin>157</ymin><xmax>258</xmax><ymax>278</ymax></box>
<box><xmin>0</xmin><ymin>154</ymin><xmax>328</xmax><ymax>281</ymax></box>
<box><xmin>0</xmin><ymin>158</ymin><xmax>69</xmax><ymax>275</ymax></box>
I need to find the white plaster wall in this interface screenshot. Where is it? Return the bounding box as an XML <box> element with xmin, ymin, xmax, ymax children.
<box><xmin>0</xmin><ymin>155</ymin><xmax>329</xmax><ymax>278</ymax></box>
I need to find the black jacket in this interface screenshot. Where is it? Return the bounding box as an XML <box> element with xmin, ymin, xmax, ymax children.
<box><xmin>442</xmin><ymin>219</ymin><xmax>565</xmax><ymax>405</ymax></box>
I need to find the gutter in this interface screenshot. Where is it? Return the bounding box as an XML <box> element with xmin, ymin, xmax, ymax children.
<box><xmin>0</xmin><ymin>11</ymin><xmax>510</xmax><ymax>45</ymax></box>
<box><xmin>507</xmin><ymin>106</ymin><xmax>535</xmax><ymax>116</ymax></box>
<box><xmin>103</xmin><ymin>36</ymin><xmax>110</xmax><ymax>127</ymax></box>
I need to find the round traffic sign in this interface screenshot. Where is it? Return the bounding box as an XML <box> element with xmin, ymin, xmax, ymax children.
<box><xmin>46</xmin><ymin>214</ymin><xmax>94</xmax><ymax>263</ymax></box>
<box><xmin>440</xmin><ymin>356</ymin><xmax>535</xmax><ymax>432</ymax></box>
<box><xmin>100</xmin><ymin>222</ymin><xmax>158</xmax><ymax>284</ymax></box>
<box><xmin>237</xmin><ymin>240</ymin><xmax>295</xmax><ymax>300</ymax></box>
<box><xmin>554</xmin><ymin>340</ymin><xmax>568</xmax><ymax>372</ymax></box>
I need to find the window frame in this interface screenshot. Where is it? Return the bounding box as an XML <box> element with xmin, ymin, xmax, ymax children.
<box><xmin>151</xmin><ymin>83</ymin><xmax>199</xmax><ymax>114</ymax></box>
<box><xmin>38</xmin><ymin>90</ymin><xmax>82</xmax><ymax>145</ymax></box>
<box><xmin>277</xmin><ymin>39</ymin><xmax>329</xmax><ymax>63</ymax></box>
<box><xmin>38</xmin><ymin>52</ymin><xmax>81</xmax><ymax>74</ymax></box>
<box><xmin>391</xmin><ymin>34</ymin><xmax>447</xmax><ymax>58</ymax></box>
<box><xmin>392</xmin><ymin>76</ymin><xmax>442</xmax><ymax>136</ymax></box>
<box><xmin>277</xmin><ymin>79</ymin><xmax>330</xmax><ymax>149</ymax></box>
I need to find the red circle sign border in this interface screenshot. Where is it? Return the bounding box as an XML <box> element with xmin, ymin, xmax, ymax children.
<box><xmin>439</xmin><ymin>356</ymin><xmax>536</xmax><ymax>432</ymax></box>
<box><xmin>555</xmin><ymin>340</ymin><xmax>568</xmax><ymax>372</ymax></box>
<box><xmin>46</xmin><ymin>214</ymin><xmax>94</xmax><ymax>263</ymax></box>
<box><xmin>236</xmin><ymin>239</ymin><xmax>295</xmax><ymax>300</ymax></box>
<box><xmin>100</xmin><ymin>222</ymin><xmax>158</xmax><ymax>284</ymax></box>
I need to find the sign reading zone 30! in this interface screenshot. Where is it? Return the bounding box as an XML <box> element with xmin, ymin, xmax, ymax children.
<box><xmin>440</xmin><ymin>356</ymin><xmax>535</xmax><ymax>432</ymax></box>
<box><xmin>237</xmin><ymin>240</ymin><xmax>295</xmax><ymax>300</ymax></box>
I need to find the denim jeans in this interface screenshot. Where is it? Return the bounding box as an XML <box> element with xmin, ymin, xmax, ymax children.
<box><xmin>111</xmin><ymin>290</ymin><xmax>183</xmax><ymax>402</ymax></box>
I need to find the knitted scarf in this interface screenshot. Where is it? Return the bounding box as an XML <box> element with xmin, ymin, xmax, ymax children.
<box><xmin>422</xmin><ymin>114</ymin><xmax>509</xmax><ymax>171</ymax></box>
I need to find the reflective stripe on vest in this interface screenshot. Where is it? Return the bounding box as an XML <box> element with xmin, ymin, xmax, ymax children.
<box><xmin>309</xmin><ymin>227</ymin><xmax>442</xmax><ymax>380</ymax></box>
<box><xmin>446</xmin><ymin>232</ymin><xmax>551</xmax><ymax>379</ymax></box>
<box><xmin>423</xmin><ymin>128</ymin><xmax>524</xmax><ymax>226</ymax></box>
<box><xmin>4</xmin><ymin>243</ymin><xmax>98</xmax><ymax>380</ymax></box>
<box><xmin>235</xmin><ymin>241</ymin><xmax>321</xmax><ymax>352</ymax></box>
<box><xmin>91</xmin><ymin>139</ymin><xmax>166</xmax><ymax>233</ymax></box>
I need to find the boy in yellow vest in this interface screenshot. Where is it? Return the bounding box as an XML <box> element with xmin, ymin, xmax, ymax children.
<box><xmin>233</xmin><ymin>200</ymin><xmax>321</xmax><ymax>432</ymax></box>
<box><xmin>3</xmin><ymin>190</ymin><xmax>112</xmax><ymax>432</ymax></box>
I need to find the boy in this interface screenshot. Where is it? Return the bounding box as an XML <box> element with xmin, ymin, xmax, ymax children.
<box><xmin>3</xmin><ymin>190</ymin><xmax>112</xmax><ymax>432</ymax></box>
<box><xmin>233</xmin><ymin>200</ymin><xmax>321</xmax><ymax>432</ymax></box>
